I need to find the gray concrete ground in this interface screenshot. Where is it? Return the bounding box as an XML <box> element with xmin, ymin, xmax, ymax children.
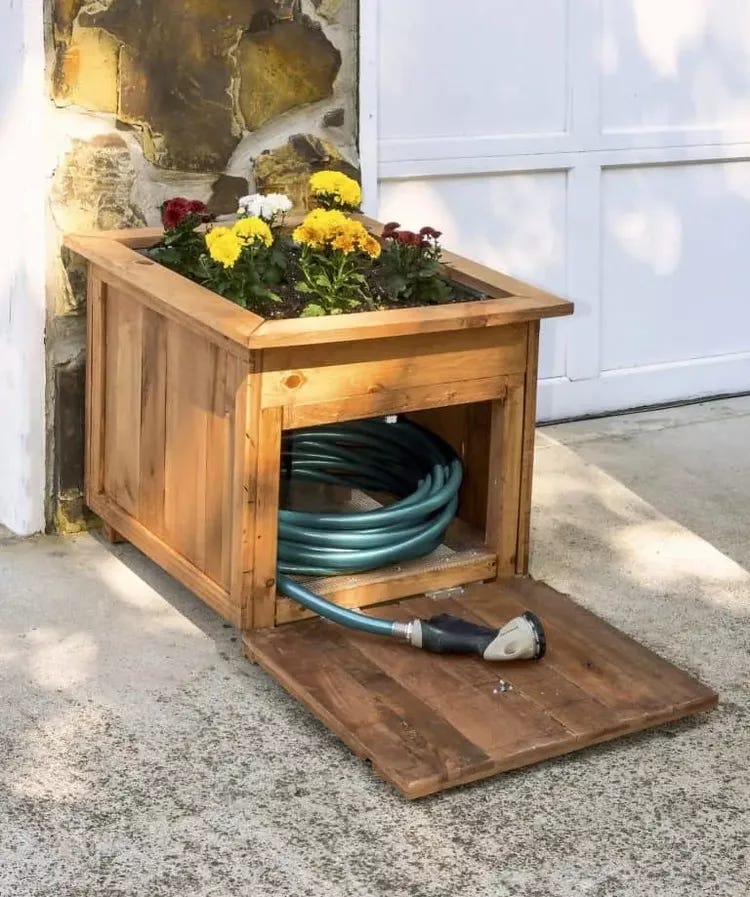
<box><xmin>1</xmin><ymin>397</ymin><xmax>749</xmax><ymax>897</ymax></box>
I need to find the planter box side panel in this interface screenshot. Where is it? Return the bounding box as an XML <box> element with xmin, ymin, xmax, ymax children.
<box><xmin>262</xmin><ymin>324</ymin><xmax>529</xmax><ymax>429</ymax></box>
<box><xmin>86</xmin><ymin>273</ymin><xmax>250</xmax><ymax>625</ymax></box>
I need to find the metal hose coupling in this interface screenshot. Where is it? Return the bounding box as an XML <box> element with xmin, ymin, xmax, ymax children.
<box><xmin>399</xmin><ymin>611</ymin><xmax>546</xmax><ymax>661</ymax></box>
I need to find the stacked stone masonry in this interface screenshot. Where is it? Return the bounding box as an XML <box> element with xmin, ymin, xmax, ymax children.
<box><xmin>45</xmin><ymin>0</ymin><xmax>359</xmax><ymax>531</ymax></box>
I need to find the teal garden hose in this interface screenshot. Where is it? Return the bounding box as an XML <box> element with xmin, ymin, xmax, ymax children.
<box><xmin>276</xmin><ymin>418</ymin><xmax>545</xmax><ymax>663</ymax></box>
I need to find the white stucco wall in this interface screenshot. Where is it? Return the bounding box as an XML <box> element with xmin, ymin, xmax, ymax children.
<box><xmin>0</xmin><ymin>0</ymin><xmax>46</xmax><ymax>534</ymax></box>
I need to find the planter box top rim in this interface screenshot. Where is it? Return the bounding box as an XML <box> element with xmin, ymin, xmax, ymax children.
<box><xmin>64</xmin><ymin>216</ymin><xmax>574</xmax><ymax>351</ymax></box>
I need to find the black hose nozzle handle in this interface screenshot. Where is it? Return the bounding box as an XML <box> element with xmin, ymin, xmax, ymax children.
<box><xmin>408</xmin><ymin>612</ymin><xmax>546</xmax><ymax>661</ymax></box>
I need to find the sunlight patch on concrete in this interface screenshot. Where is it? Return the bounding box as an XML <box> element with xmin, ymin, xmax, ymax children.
<box><xmin>27</xmin><ymin>629</ymin><xmax>98</xmax><ymax>690</ymax></box>
<box><xmin>6</xmin><ymin>708</ymin><xmax>104</xmax><ymax>802</ymax></box>
<box><xmin>533</xmin><ymin>430</ymin><xmax>750</xmax><ymax>616</ymax></box>
<box><xmin>614</xmin><ymin>519</ymin><xmax>750</xmax><ymax>599</ymax></box>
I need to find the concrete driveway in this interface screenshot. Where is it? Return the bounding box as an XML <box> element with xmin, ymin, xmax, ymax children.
<box><xmin>1</xmin><ymin>397</ymin><xmax>748</xmax><ymax>897</ymax></box>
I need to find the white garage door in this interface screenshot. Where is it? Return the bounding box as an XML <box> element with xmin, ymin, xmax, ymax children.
<box><xmin>360</xmin><ymin>0</ymin><xmax>750</xmax><ymax>419</ymax></box>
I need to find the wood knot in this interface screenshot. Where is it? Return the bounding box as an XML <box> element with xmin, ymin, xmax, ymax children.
<box><xmin>283</xmin><ymin>372</ymin><xmax>305</xmax><ymax>390</ymax></box>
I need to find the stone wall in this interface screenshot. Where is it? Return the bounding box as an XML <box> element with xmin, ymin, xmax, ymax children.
<box><xmin>45</xmin><ymin>0</ymin><xmax>359</xmax><ymax>531</ymax></box>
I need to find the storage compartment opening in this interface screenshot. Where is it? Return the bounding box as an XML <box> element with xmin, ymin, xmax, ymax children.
<box><xmin>277</xmin><ymin>480</ymin><xmax>496</xmax><ymax>625</ymax></box>
<box><xmin>274</xmin><ymin>405</ymin><xmax>502</xmax><ymax>625</ymax></box>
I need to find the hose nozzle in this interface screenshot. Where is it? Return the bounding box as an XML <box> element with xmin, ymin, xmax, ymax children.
<box><xmin>407</xmin><ymin>611</ymin><xmax>545</xmax><ymax>662</ymax></box>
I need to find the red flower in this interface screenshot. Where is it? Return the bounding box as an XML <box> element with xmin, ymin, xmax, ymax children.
<box><xmin>419</xmin><ymin>226</ymin><xmax>441</xmax><ymax>240</ymax></box>
<box><xmin>189</xmin><ymin>199</ymin><xmax>208</xmax><ymax>214</ymax></box>
<box><xmin>396</xmin><ymin>230</ymin><xmax>421</xmax><ymax>247</ymax></box>
<box><xmin>382</xmin><ymin>221</ymin><xmax>400</xmax><ymax>236</ymax></box>
<box><xmin>161</xmin><ymin>197</ymin><xmax>210</xmax><ymax>229</ymax></box>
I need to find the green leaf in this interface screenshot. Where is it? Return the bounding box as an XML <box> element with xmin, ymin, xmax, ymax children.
<box><xmin>300</xmin><ymin>303</ymin><xmax>327</xmax><ymax>317</ymax></box>
<box><xmin>295</xmin><ymin>281</ymin><xmax>314</xmax><ymax>294</ymax></box>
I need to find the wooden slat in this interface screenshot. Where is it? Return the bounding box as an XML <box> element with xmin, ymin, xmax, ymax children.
<box><xmin>283</xmin><ymin>375</ymin><xmax>508</xmax><ymax>430</ymax></box>
<box><xmin>90</xmin><ymin>492</ymin><xmax>239</xmax><ymax>626</ymax></box>
<box><xmin>250</xmin><ymin>294</ymin><xmax>572</xmax><ymax>348</ymax></box>
<box><xmin>439</xmin><ymin>248</ymin><xmax>567</xmax><ymax>304</ymax></box>
<box><xmin>404</xmin><ymin>595</ymin><xmax>634</xmax><ymax>738</ymax></box>
<box><xmin>249</xmin><ymin>404</ymin><xmax>283</xmax><ymax>629</ymax></box>
<box><xmin>351</xmin><ymin>599</ymin><xmax>569</xmax><ymax>755</ymax></box>
<box><xmin>204</xmin><ymin>347</ymin><xmax>231</xmax><ymax>587</ymax></box>
<box><xmin>224</xmin><ymin>358</ymin><xmax>246</xmax><ymax>591</ymax></box>
<box><xmin>68</xmin><ymin>225</ymin><xmax>573</xmax><ymax>354</ymax></box>
<box><xmin>469</xmin><ymin>586</ymin><xmax>653</xmax><ymax>712</ymax></box>
<box><xmin>230</xmin><ymin>367</ymin><xmax>260</xmax><ymax>629</ymax></box>
<box><xmin>516</xmin><ymin>321</ymin><xmax>540</xmax><ymax>574</ymax></box>
<box><xmin>261</xmin><ymin>325</ymin><xmax>527</xmax><ymax>410</ymax></box>
<box><xmin>66</xmin><ymin>237</ymin><xmax>261</xmax><ymax>355</ymax></box>
<box><xmin>163</xmin><ymin>322</ymin><xmax>213</xmax><ymax>569</ymax></box>
<box><xmin>69</xmin><ymin>226</ymin><xmax>164</xmax><ymax>245</ymax></box>
<box><xmin>245</xmin><ymin>580</ymin><xmax>717</xmax><ymax>798</ymax></box>
<box><xmin>438</xmin><ymin>264</ymin><xmax>510</xmax><ymax>300</ymax></box>
<box><xmin>285</xmin><ymin>382</ymin><xmax>525</xmax><ymax>594</ymax></box>
<box><xmin>138</xmin><ymin>307</ymin><xmax>168</xmax><ymax>535</ymax></box>
<box><xmin>485</xmin><ymin>377</ymin><xmax>525</xmax><ymax>577</ymax></box>
<box><xmin>76</xmin><ymin>217</ymin><xmax>572</xmax><ymax>309</ymax></box>
<box><xmin>85</xmin><ymin>270</ymin><xmax>106</xmax><ymax>505</ymax></box>
<box><xmin>245</xmin><ymin>619</ymin><xmax>495</xmax><ymax>796</ymax></box>
<box><xmin>408</xmin><ymin>402</ymin><xmax>493</xmax><ymax>532</ymax></box>
<box><xmin>506</xmin><ymin>579</ymin><xmax>718</xmax><ymax>709</ymax></box>
<box><xmin>103</xmin><ymin>288</ymin><xmax>143</xmax><ymax>516</ymax></box>
<box><xmin>367</xmin><ymin>597</ymin><xmax>501</xmax><ymax>689</ymax></box>
<box><xmin>101</xmin><ymin>523</ymin><xmax>126</xmax><ymax>544</ymax></box>
<box><xmin>464</xmin><ymin>582</ymin><xmax>713</xmax><ymax>715</ymax></box>
<box><xmin>275</xmin><ymin>520</ymin><xmax>496</xmax><ymax>624</ymax></box>
<box><xmin>461</xmin><ymin>403</ymin><xmax>496</xmax><ymax>529</ymax></box>
<box><xmin>356</xmin><ymin>214</ymin><xmax>574</xmax><ymax>305</ymax></box>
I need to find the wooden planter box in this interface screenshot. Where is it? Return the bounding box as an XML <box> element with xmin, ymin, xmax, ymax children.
<box><xmin>66</xmin><ymin>219</ymin><xmax>716</xmax><ymax>798</ymax></box>
<box><xmin>66</xmin><ymin>218</ymin><xmax>574</xmax><ymax>630</ymax></box>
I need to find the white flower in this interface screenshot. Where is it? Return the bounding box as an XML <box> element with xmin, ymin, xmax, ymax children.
<box><xmin>264</xmin><ymin>193</ymin><xmax>292</xmax><ymax>215</ymax></box>
<box><xmin>237</xmin><ymin>192</ymin><xmax>292</xmax><ymax>223</ymax></box>
<box><xmin>238</xmin><ymin>194</ymin><xmax>264</xmax><ymax>218</ymax></box>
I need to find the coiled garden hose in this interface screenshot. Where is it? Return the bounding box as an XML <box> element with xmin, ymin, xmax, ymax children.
<box><xmin>276</xmin><ymin>418</ymin><xmax>545</xmax><ymax>662</ymax></box>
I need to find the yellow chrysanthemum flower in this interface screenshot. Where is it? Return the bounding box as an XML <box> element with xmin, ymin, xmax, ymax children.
<box><xmin>205</xmin><ymin>226</ymin><xmax>230</xmax><ymax>249</ymax></box>
<box><xmin>361</xmin><ymin>235</ymin><xmax>382</xmax><ymax>259</ymax></box>
<box><xmin>293</xmin><ymin>209</ymin><xmax>345</xmax><ymax>248</ymax></box>
<box><xmin>293</xmin><ymin>209</ymin><xmax>377</xmax><ymax>257</ymax></box>
<box><xmin>290</xmin><ymin>224</ymin><xmax>319</xmax><ymax>248</ymax></box>
<box><xmin>206</xmin><ymin>231</ymin><xmax>243</xmax><ymax>268</ymax></box>
<box><xmin>309</xmin><ymin>171</ymin><xmax>362</xmax><ymax>209</ymax></box>
<box><xmin>331</xmin><ymin>232</ymin><xmax>356</xmax><ymax>253</ymax></box>
<box><xmin>232</xmin><ymin>216</ymin><xmax>273</xmax><ymax>246</ymax></box>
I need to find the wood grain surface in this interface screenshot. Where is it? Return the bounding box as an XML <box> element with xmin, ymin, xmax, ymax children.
<box><xmin>245</xmin><ymin>579</ymin><xmax>718</xmax><ymax>798</ymax></box>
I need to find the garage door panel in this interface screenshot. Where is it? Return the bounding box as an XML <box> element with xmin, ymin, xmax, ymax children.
<box><xmin>378</xmin><ymin>0</ymin><xmax>569</xmax><ymax>144</ymax></box>
<box><xmin>370</xmin><ymin>0</ymin><xmax>750</xmax><ymax>416</ymax></box>
<box><xmin>379</xmin><ymin>172</ymin><xmax>568</xmax><ymax>381</ymax></box>
<box><xmin>601</xmin><ymin>0</ymin><xmax>750</xmax><ymax>136</ymax></box>
<box><xmin>601</xmin><ymin>161</ymin><xmax>750</xmax><ymax>371</ymax></box>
